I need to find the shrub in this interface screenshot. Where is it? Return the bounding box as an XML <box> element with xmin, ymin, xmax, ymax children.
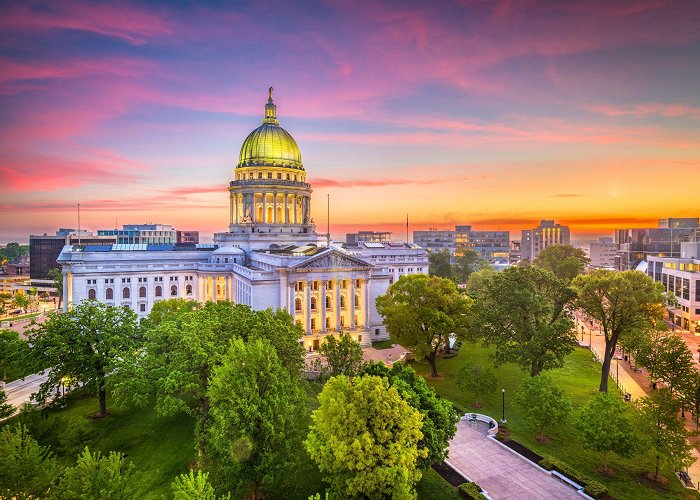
<box><xmin>583</xmin><ymin>480</ymin><xmax>609</xmax><ymax>499</ymax></box>
<box><xmin>538</xmin><ymin>458</ymin><xmax>609</xmax><ymax>499</ymax></box>
<box><xmin>458</xmin><ymin>481</ymin><xmax>487</xmax><ymax>499</ymax></box>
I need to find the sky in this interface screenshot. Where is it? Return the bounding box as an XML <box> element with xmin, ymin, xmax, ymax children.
<box><xmin>1</xmin><ymin>0</ymin><xmax>699</xmax><ymax>243</ymax></box>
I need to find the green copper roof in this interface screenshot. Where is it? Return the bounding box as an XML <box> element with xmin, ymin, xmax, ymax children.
<box><xmin>237</xmin><ymin>94</ymin><xmax>303</xmax><ymax>170</ymax></box>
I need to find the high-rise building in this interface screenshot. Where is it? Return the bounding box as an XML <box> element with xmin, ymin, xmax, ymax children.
<box><xmin>98</xmin><ymin>224</ymin><xmax>177</xmax><ymax>245</ymax></box>
<box><xmin>177</xmin><ymin>231</ymin><xmax>200</xmax><ymax>244</ymax></box>
<box><xmin>454</xmin><ymin>225</ymin><xmax>510</xmax><ymax>263</ymax></box>
<box><xmin>520</xmin><ymin>220</ymin><xmax>571</xmax><ymax>262</ymax></box>
<box><xmin>345</xmin><ymin>231</ymin><xmax>391</xmax><ymax>246</ymax></box>
<box><xmin>614</xmin><ymin>218</ymin><xmax>698</xmax><ymax>270</ymax></box>
<box><xmin>578</xmin><ymin>237</ymin><xmax>617</xmax><ymax>269</ymax></box>
<box><xmin>412</xmin><ymin>228</ymin><xmax>455</xmax><ymax>253</ymax></box>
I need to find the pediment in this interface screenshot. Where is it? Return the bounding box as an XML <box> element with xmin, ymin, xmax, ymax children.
<box><xmin>290</xmin><ymin>249</ymin><xmax>371</xmax><ymax>272</ymax></box>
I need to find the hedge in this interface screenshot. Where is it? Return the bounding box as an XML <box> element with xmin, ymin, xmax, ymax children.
<box><xmin>538</xmin><ymin>458</ymin><xmax>609</xmax><ymax>499</ymax></box>
<box><xmin>458</xmin><ymin>481</ymin><xmax>487</xmax><ymax>500</ymax></box>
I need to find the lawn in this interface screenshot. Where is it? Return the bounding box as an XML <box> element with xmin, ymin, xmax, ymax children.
<box><xmin>371</xmin><ymin>339</ymin><xmax>395</xmax><ymax>349</ymax></box>
<box><xmin>411</xmin><ymin>343</ymin><xmax>700</xmax><ymax>500</ymax></box>
<box><xmin>4</xmin><ymin>381</ymin><xmax>459</xmax><ymax>499</ymax></box>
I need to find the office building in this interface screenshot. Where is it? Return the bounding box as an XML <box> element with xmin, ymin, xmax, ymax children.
<box><xmin>615</xmin><ymin>218</ymin><xmax>698</xmax><ymax>270</ymax></box>
<box><xmin>521</xmin><ymin>220</ymin><xmax>571</xmax><ymax>262</ymax></box>
<box><xmin>345</xmin><ymin>231</ymin><xmax>391</xmax><ymax>246</ymax></box>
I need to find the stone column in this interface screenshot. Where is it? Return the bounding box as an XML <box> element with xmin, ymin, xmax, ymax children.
<box><xmin>365</xmin><ymin>277</ymin><xmax>371</xmax><ymax>330</ymax></box>
<box><xmin>63</xmin><ymin>270</ymin><xmax>71</xmax><ymax>312</ymax></box>
<box><xmin>212</xmin><ymin>277</ymin><xmax>217</xmax><ymax>302</ymax></box>
<box><xmin>305</xmin><ymin>280</ymin><xmax>311</xmax><ymax>334</ymax></box>
<box><xmin>349</xmin><ymin>278</ymin><xmax>356</xmax><ymax>329</ymax></box>
<box><xmin>279</xmin><ymin>271</ymin><xmax>288</xmax><ymax>311</ymax></box>
<box><xmin>336</xmin><ymin>280</ymin><xmax>342</xmax><ymax>330</ymax></box>
<box><xmin>230</xmin><ymin>192</ymin><xmax>235</xmax><ymax>224</ymax></box>
<box><xmin>321</xmin><ymin>280</ymin><xmax>327</xmax><ymax>332</ymax></box>
<box><xmin>262</xmin><ymin>192</ymin><xmax>267</xmax><ymax>224</ymax></box>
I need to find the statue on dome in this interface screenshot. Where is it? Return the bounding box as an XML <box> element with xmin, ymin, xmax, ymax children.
<box><xmin>268</xmin><ymin>86</ymin><xmax>273</xmax><ymax>100</ymax></box>
<box><xmin>241</xmin><ymin>205</ymin><xmax>253</xmax><ymax>223</ymax></box>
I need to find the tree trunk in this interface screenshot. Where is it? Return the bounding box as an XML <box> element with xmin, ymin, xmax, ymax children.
<box><xmin>252</xmin><ymin>479</ymin><xmax>259</xmax><ymax>500</ymax></box>
<box><xmin>654</xmin><ymin>454</ymin><xmax>660</xmax><ymax>481</ymax></box>
<box><xmin>426</xmin><ymin>352</ymin><xmax>439</xmax><ymax>378</ymax></box>
<box><xmin>599</xmin><ymin>340</ymin><xmax>615</xmax><ymax>393</ymax></box>
<box><xmin>97</xmin><ymin>383</ymin><xmax>107</xmax><ymax>417</ymax></box>
<box><xmin>197</xmin><ymin>396</ymin><xmax>210</xmax><ymax>461</ymax></box>
<box><xmin>530</xmin><ymin>359</ymin><xmax>542</xmax><ymax>377</ymax></box>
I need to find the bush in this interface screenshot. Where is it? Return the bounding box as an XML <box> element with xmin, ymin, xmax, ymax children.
<box><xmin>443</xmin><ymin>352</ymin><xmax>458</xmax><ymax>359</ymax></box>
<box><xmin>495</xmin><ymin>422</ymin><xmax>510</xmax><ymax>442</ymax></box>
<box><xmin>537</xmin><ymin>458</ymin><xmax>609</xmax><ymax>499</ymax></box>
<box><xmin>458</xmin><ymin>481</ymin><xmax>487</xmax><ymax>499</ymax></box>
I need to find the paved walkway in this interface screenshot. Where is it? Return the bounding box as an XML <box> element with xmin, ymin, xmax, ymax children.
<box><xmin>448</xmin><ymin>419</ymin><xmax>580</xmax><ymax>499</ymax></box>
<box><xmin>0</xmin><ymin>372</ymin><xmax>48</xmax><ymax>420</ymax></box>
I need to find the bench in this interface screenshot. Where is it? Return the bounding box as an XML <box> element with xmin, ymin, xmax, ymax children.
<box><xmin>679</xmin><ymin>471</ymin><xmax>692</xmax><ymax>487</ymax></box>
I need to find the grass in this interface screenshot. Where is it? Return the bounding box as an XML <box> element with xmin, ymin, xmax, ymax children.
<box><xmin>1</xmin><ymin>311</ymin><xmax>43</xmax><ymax>322</ymax></box>
<box><xmin>371</xmin><ymin>339</ymin><xmax>395</xmax><ymax>349</ymax></box>
<box><xmin>411</xmin><ymin>344</ymin><xmax>700</xmax><ymax>500</ymax></box>
<box><xmin>3</xmin><ymin>381</ymin><xmax>457</xmax><ymax>499</ymax></box>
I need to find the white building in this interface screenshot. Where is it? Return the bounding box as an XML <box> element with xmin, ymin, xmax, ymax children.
<box><xmin>58</xmin><ymin>92</ymin><xmax>428</xmax><ymax>350</ymax></box>
<box><xmin>578</xmin><ymin>237</ymin><xmax>617</xmax><ymax>269</ymax></box>
<box><xmin>521</xmin><ymin>220</ymin><xmax>571</xmax><ymax>262</ymax></box>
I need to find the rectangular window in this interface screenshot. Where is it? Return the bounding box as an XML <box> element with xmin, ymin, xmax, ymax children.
<box><xmin>683</xmin><ymin>278</ymin><xmax>690</xmax><ymax>300</ymax></box>
<box><xmin>675</xmin><ymin>277</ymin><xmax>682</xmax><ymax>297</ymax></box>
<box><xmin>140</xmin><ymin>304</ymin><xmax>146</xmax><ymax>312</ymax></box>
<box><xmin>696</xmin><ymin>280</ymin><xmax>700</xmax><ymax>301</ymax></box>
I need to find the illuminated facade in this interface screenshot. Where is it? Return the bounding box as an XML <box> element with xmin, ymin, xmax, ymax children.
<box><xmin>521</xmin><ymin>220</ymin><xmax>570</xmax><ymax>262</ymax></box>
<box><xmin>58</xmin><ymin>92</ymin><xmax>428</xmax><ymax>350</ymax></box>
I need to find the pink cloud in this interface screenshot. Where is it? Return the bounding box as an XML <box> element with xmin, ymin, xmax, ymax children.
<box><xmin>587</xmin><ymin>103</ymin><xmax>700</xmax><ymax>120</ymax></box>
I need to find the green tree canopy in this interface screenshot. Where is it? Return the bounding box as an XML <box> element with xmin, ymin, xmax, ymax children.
<box><xmin>25</xmin><ymin>300</ymin><xmax>140</xmax><ymax>417</ymax></box>
<box><xmin>456</xmin><ymin>362</ymin><xmax>498</xmax><ymax>408</ymax></box>
<box><xmin>54</xmin><ymin>447</ymin><xmax>138</xmax><ymax>500</ymax></box>
<box><xmin>514</xmin><ymin>375</ymin><xmax>572</xmax><ymax>440</ymax></box>
<box><xmin>428</xmin><ymin>249</ymin><xmax>453</xmax><ymax>280</ymax></box>
<box><xmin>636</xmin><ymin>389</ymin><xmax>693</xmax><ymax>481</ymax></box>
<box><xmin>636</xmin><ymin>329</ymin><xmax>693</xmax><ymax>396</ymax></box>
<box><xmin>208</xmin><ymin>337</ymin><xmax>304</xmax><ymax>499</ymax></box>
<box><xmin>376</xmin><ymin>274</ymin><xmax>472</xmax><ymax>377</ymax></box>
<box><xmin>47</xmin><ymin>268</ymin><xmax>63</xmax><ymax>308</ymax></box>
<box><xmin>111</xmin><ymin>302</ymin><xmax>304</xmax><ymax>461</ymax></box>
<box><xmin>318</xmin><ymin>332</ymin><xmax>365</xmax><ymax>378</ymax></box>
<box><xmin>573</xmin><ymin>270</ymin><xmax>665</xmax><ymax>392</ymax></box>
<box><xmin>453</xmin><ymin>249</ymin><xmax>488</xmax><ymax>284</ymax></box>
<box><xmin>11</xmin><ymin>289</ymin><xmax>30</xmax><ymax>312</ymax></box>
<box><xmin>171</xmin><ymin>470</ymin><xmax>230</xmax><ymax>500</ymax></box>
<box><xmin>0</xmin><ymin>388</ymin><xmax>14</xmax><ymax>419</ymax></box>
<box><xmin>533</xmin><ymin>245</ymin><xmax>590</xmax><ymax>283</ymax></box>
<box><xmin>574</xmin><ymin>392</ymin><xmax>638</xmax><ymax>473</ymax></box>
<box><xmin>359</xmin><ymin>361</ymin><xmax>458</xmax><ymax>468</ymax></box>
<box><xmin>0</xmin><ymin>424</ymin><xmax>61</xmax><ymax>498</ymax></box>
<box><xmin>469</xmin><ymin>266</ymin><xmax>576</xmax><ymax>376</ymax></box>
<box><xmin>306</xmin><ymin>374</ymin><xmax>428</xmax><ymax>499</ymax></box>
<box><xmin>0</xmin><ymin>328</ymin><xmax>28</xmax><ymax>381</ymax></box>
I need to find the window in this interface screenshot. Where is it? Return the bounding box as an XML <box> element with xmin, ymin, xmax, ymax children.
<box><xmin>171</xmin><ymin>285</ymin><xmax>177</xmax><ymax>296</ymax></box>
<box><xmin>327</xmin><ymin>281</ymin><xmax>333</xmax><ymax>290</ymax></box>
<box><xmin>155</xmin><ymin>286</ymin><xmax>162</xmax><ymax>297</ymax></box>
<box><xmin>326</xmin><ymin>296</ymin><xmax>332</xmax><ymax>310</ymax></box>
<box><xmin>311</xmin><ymin>318</ymin><xmax>316</xmax><ymax>330</ymax></box>
<box><xmin>277</xmin><ymin>173</ymin><xmax>282</xmax><ymax>179</ymax></box>
<box><xmin>340</xmin><ymin>296</ymin><xmax>346</xmax><ymax>309</ymax></box>
<box><xmin>295</xmin><ymin>298</ymin><xmax>302</xmax><ymax>312</ymax></box>
<box><xmin>311</xmin><ymin>297</ymin><xmax>317</xmax><ymax>311</ymax></box>
<box><xmin>186</xmin><ymin>284</ymin><xmax>192</xmax><ymax>295</ymax></box>
<box><xmin>355</xmin><ymin>279</ymin><xmax>361</xmax><ymax>288</ymax></box>
<box><xmin>258</xmin><ymin>173</ymin><xmax>263</xmax><ymax>179</ymax></box>
<box><xmin>122</xmin><ymin>287</ymin><xmax>130</xmax><ymax>299</ymax></box>
<box><xmin>355</xmin><ymin>294</ymin><xmax>360</xmax><ymax>308</ymax></box>
<box><xmin>267</xmin><ymin>172</ymin><xmax>272</xmax><ymax>179</ymax></box>
<box><xmin>286</xmin><ymin>174</ymin><xmax>290</xmax><ymax>180</ymax></box>
<box><xmin>140</xmin><ymin>304</ymin><xmax>146</xmax><ymax>312</ymax></box>
<box><xmin>696</xmin><ymin>280</ymin><xmax>700</xmax><ymax>301</ymax></box>
<box><xmin>88</xmin><ymin>289</ymin><xmax>96</xmax><ymax>300</ymax></box>
<box><xmin>105</xmin><ymin>288</ymin><xmax>113</xmax><ymax>300</ymax></box>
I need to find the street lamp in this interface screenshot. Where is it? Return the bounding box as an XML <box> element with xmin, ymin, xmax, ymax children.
<box><xmin>589</xmin><ymin>327</ymin><xmax>592</xmax><ymax>349</ymax></box>
<box><xmin>500</xmin><ymin>388</ymin><xmax>506</xmax><ymax>424</ymax></box>
<box><xmin>580</xmin><ymin>325</ymin><xmax>584</xmax><ymax>343</ymax></box>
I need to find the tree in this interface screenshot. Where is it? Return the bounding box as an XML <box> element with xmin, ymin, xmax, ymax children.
<box><xmin>574</xmin><ymin>392</ymin><xmax>637</xmax><ymax>474</ymax></box>
<box><xmin>55</xmin><ymin>447</ymin><xmax>138</xmax><ymax>499</ymax></box>
<box><xmin>111</xmin><ymin>302</ymin><xmax>303</xmax><ymax>461</ymax></box>
<box><xmin>469</xmin><ymin>266</ymin><xmax>576</xmax><ymax>376</ymax></box>
<box><xmin>0</xmin><ymin>424</ymin><xmax>61</xmax><ymax>498</ymax></box>
<box><xmin>48</xmin><ymin>268</ymin><xmax>63</xmax><ymax>309</ymax></box>
<box><xmin>318</xmin><ymin>332</ymin><xmax>364</xmax><ymax>377</ymax></box>
<box><xmin>305</xmin><ymin>375</ymin><xmax>428</xmax><ymax>499</ymax></box>
<box><xmin>0</xmin><ymin>388</ymin><xmax>14</xmax><ymax>419</ymax></box>
<box><xmin>464</xmin><ymin>267</ymin><xmax>497</xmax><ymax>300</ymax></box>
<box><xmin>171</xmin><ymin>470</ymin><xmax>230</xmax><ymax>500</ymax></box>
<box><xmin>428</xmin><ymin>249</ymin><xmax>453</xmax><ymax>280</ymax></box>
<box><xmin>533</xmin><ymin>245</ymin><xmax>590</xmax><ymax>284</ymax></box>
<box><xmin>11</xmin><ymin>289</ymin><xmax>30</xmax><ymax>313</ymax></box>
<box><xmin>636</xmin><ymin>329</ymin><xmax>693</xmax><ymax>396</ymax></box>
<box><xmin>208</xmin><ymin>337</ymin><xmax>304</xmax><ymax>499</ymax></box>
<box><xmin>514</xmin><ymin>375</ymin><xmax>572</xmax><ymax>441</ymax></box>
<box><xmin>453</xmin><ymin>249</ymin><xmax>488</xmax><ymax>284</ymax></box>
<box><xmin>139</xmin><ymin>297</ymin><xmax>198</xmax><ymax>330</ymax></box>
<box><xmin>376</xmin><ymin>274</ymin><xmax>471</xmax><ymax>378</ymax></box>
<box><xmin>359</xmin><ymin>361</ymin><xmax>458</xmax><ymax>468</ymax></box>
<box><xmin>636</xmin><ymin>389</ymin><xmax>693</xmax><ymax>482</ymax></box>
<box><xmin>573</xmin><ymin>270</ymin><xmax>665</xmax><ymax>392</ymax></box>
<box><xmin>0</xmin><ymin>328</ymin><xmax>27</xmax><ymax>381</ymax></box>
<box><xmin>456</xmin><ymin>362</ymin><xmax>497</xmax><ymax>408</ymax></box>
<box><xmin>25</xmin><ymin>300</ymin><xmax>140</xmax><ymax>417</ymax></box>
<box><xmin>683</xmin><ymin>370</ymin><xmax>700</xmax><ymax>431</ymax></box>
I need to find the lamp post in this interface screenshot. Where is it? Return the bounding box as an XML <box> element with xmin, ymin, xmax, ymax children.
<box><xmin>616</xmin><ymin>357</ymin><xmax>619</xmax><ymax>388</ymax></box>
<box><xmin>500</xmin><ymin>388</ymin><xmax>506</xmax><ymax>424</ymax></box>
<box><xmin>580</xmin><ymin>325</ymin><xmax>584</xmax><ymax>343</ymax></box>
<box><xmin>589</xmin><ymin>327</ymin><xmax>592</xmax><ymax>349</ymax></box>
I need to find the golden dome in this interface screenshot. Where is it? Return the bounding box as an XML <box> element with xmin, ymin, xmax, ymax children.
<box><xmin>237</xmin><ymin>91</ymin><xmax>303</xmax><ymax>170</ymax></box>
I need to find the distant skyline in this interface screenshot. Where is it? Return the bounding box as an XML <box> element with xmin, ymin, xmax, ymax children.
<box><xmin>1</xmin><ymin>1</ymin><xmax>699</xmax><ymax>243</ymax></box>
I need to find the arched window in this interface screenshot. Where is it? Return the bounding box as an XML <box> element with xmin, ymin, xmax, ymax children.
<box><xmin>325</xmin><ymin>296</ymin><xmax>332</xmax><ymax>310</ymax></box>
<box><xmin>122</xmin><ymin>287</ymin><xmax>130</xmax><ymax>299</ymax></box>
<box><xmin>327</xmin><ymin>281</ymin><xmax>334</xmax><ymax>290</ymax></box>
<box><xmin>155</xmin><ymin>286</ymin><xmax>162</xmax><ymax>297</ymax></box>
<box><xmin>186</xmin><ymin>284</ymin><xmax>192</xmax><ymax>295</ymax></box>
<box><xmin>105</xmin><ymin>288</ymin><xmax>113</xmax><ymax>300</ymax></box>
<box><xmin>170</xmin><ymin>285</ymin><xmax>177</xmax><ymax>296</ymax></box>
<box><xmin>295</xmin><ymin>298</ymin><xmax>302</xmax><ymax>312</ymax></box>
<box><xmin>355</xmin><ymin>294</ymin><xmax>360</xmax><ymax>308</ymax></box>
<box><xmin>139</xmin><ymin>286</ymin><xmax>146</xmax><ymax>298</ymax></box>
<box><xmin>310</xmin><ymin>297</ymin><xmax>317</xmax><ymax>311</ymax></box>
<box><xmin>340</xmin><ymin>295</ymin><xmax>346</xmax><ymax>309</ymax></box>
<box><xmin>88</xmin><ymin>289</ymin><xmax>96</xmax><ymax>300</ymax></box>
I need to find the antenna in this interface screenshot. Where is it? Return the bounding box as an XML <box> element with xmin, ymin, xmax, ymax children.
<box><xmin>77</xmin><ymin>203</ymin><xmax>81</xmax><ymax>245</ymax></box>
<box><xmin>327</xmin><ymin>193</ymin><xmax>331</xmax><ymax>247</ymax></box>
<box><xmin>406</xmin><ymin>213</ymin><xmax>409</xmax><ymax>244</ymax></box>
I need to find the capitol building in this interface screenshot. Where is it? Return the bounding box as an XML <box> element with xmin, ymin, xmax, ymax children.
<box><xmin>58</xmin><ymin>91</ymin><xmax>428</xmax><ymax>350</ymax></box>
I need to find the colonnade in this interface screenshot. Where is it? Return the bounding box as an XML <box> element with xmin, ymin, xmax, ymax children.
<box><xmin>198</xmin><ymin>275</ymin><xmax>234</xmax><ymax>302</ymax></box>
<box><xmin>230</xmin><ymin>191</ymin><xmax>309</xmax><ymax>225</ymax></box>
<box><xmin>288</xmin><ymin>277</ymin><xmax>371</xmax><ymax>335</ymax></box>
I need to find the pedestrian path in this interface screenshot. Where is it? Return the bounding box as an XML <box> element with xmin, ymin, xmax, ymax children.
<box><xmin>447</xmin><ymin>419</ymin><xmax>580</xmax><ymax>499</ymax></box>
<box><xmin>1</xmin><ymin>372</ymin><xmax>48</xmax><ymax>418</ymax></box>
